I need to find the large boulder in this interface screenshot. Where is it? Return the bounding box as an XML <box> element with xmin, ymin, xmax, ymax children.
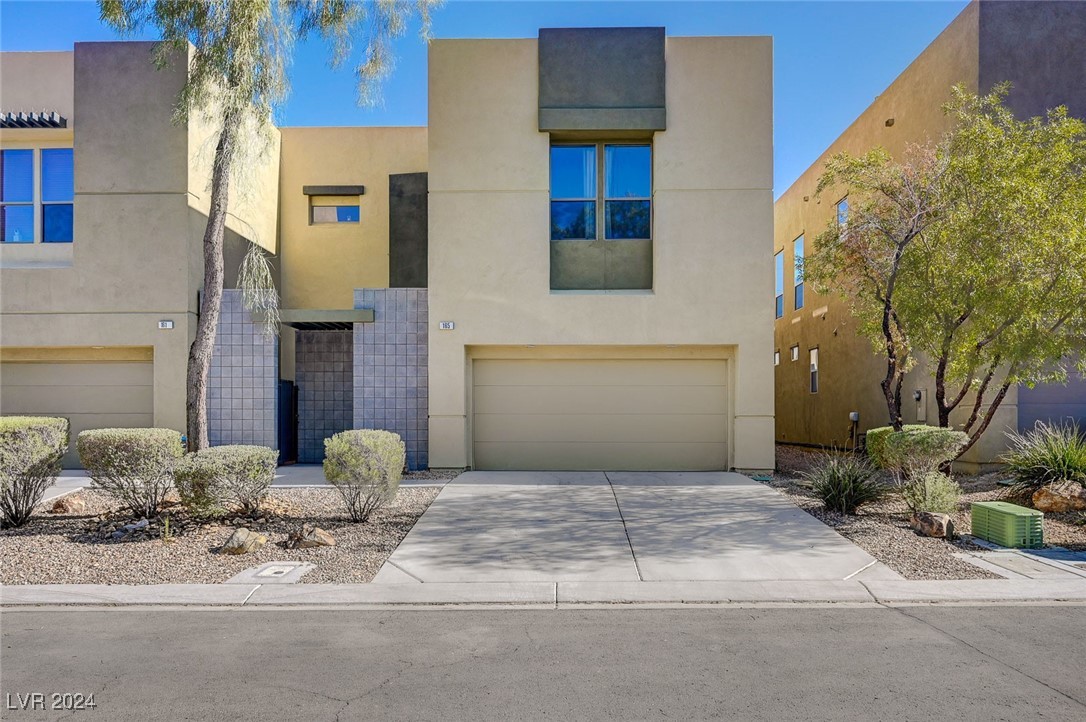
<box><xmin>910</xmin><ymin>511</ymin><xmax>955</xmax><ymax>539</ymax></box>
<box><xmin>50</xmin><ymin>494</ymin><xmax>87</xmax><ymax>515</ymax></box>
<box><xmin>288</xmin><ymin>524</ymin><xmax>335</xmax><ymax>549</ymax></box>
<box><xmin>219</xmin><ymin>527</ymin><xmax>267</xmax><ymax>555</ymax></box>
<box><xmin>1032</xmin><ymin>482</ymin><xmax>1086</xmax><ymax>513</ymax></box>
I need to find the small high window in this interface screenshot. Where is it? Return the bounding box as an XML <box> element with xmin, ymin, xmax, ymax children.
<box><xmin>793</xmin><ymin>235</ymin><xmax>805</xmax><ymax>310</ymax></box>
<box><xmin>774</xmin><ymin>350</ymin><xmax>780</xmax><ymax>366</ymax></box>
<box><xmin>836</xmin><ymin>197</ymin><xmax>849</xmax><ymax>229</ymax></box>
<box><xmin>309</xmin><ymin>195</ymin><xmax>360</xmax><ymax>225</ymax></box>
<box><xmin>810</xmin><ymin>347</ymin><xmax>820</xmax><ymax>393</ymax></box>
<box><xmin>774</xmin><ymin>250</ymin><xmax>784</xmax><ymax>319</ymax></box>
<box><xmin>1</xmin><ymin>147</ymin><xmax>72</xmax><ymax>243</ymax></box>
<box><xmin>790</xmin><ymin>345</ymin><xmax>800</xmax><ymax>362</ymax></box>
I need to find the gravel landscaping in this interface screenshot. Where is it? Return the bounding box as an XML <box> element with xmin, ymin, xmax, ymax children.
<box><xmin>770</xmin><ymin>445</ymin><xmax>1086</xmax><ymax>580</ymax></box>
<box><xmin>0</xmin><ymin>471</ymin><xmax>458</xmax><ymax>585</ymax></box>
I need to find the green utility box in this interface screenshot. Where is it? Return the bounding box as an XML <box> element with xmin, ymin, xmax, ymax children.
<box><xmin>970</xmin><ymin>501</ymin><xmax>1043</xmax><ymax>549</ymax></box>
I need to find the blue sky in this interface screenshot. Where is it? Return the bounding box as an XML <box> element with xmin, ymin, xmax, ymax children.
<box><xmin>0</xmin><ymin>0</ymin><xmax>970</xmax><ymax>196</ymax></box>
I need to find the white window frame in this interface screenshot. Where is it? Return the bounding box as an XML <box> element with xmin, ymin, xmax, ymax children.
<box><xmin>810</xmin><ymin>347</ymin><xmax>820</xmax><ymax>394</ymax></box>
<box><xmin>790</xmin><ymin>345</ymin><xmax>800</xmax><ymax>362</ymax></box>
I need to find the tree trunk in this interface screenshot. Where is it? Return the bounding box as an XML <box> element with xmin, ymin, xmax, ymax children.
<box><xmin>186</xmin><ymin>119</ymin><xmax>237</xmax><ymax>452</ymax></box>
<box><xmin>956</xmin><ymin>380</ymin><xmax>1013</xmax><ymax>460</ymax></box>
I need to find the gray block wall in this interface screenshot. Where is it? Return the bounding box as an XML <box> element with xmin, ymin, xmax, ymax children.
<box><xmin>296</xmin><ymin>329</ymin><xmax>354</xmax><ymax>463</ymax></box>
<box><xmin>354</xmin><ymin>288</ymin><xmax>429</xmax><ymax>470</ymax></box>
<box><xmin>207</xmin><ymin>289</ymin><xmax>278</xmax><ymax>449</ymax></box>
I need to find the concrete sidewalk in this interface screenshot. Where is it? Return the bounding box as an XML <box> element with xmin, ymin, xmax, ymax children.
<box><xmin>4</xmin><ymin>578</ymin><xmax>1086</xmax><ymax>607</ymax></box>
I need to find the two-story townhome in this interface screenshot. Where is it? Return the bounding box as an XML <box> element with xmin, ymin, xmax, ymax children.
<box><xmin>1</xmin><ymin>28</ymin><xmax>774</xmax><ymax>472</ymax></box>
<box><xmin>773</xmin><ymin>0</ymin><xmax>1086</xmax><ymax>469</ymax></box>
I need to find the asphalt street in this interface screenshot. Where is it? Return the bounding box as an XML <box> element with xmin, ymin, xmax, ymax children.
<box><xmin>2</xmin><ymin>604</ymin><xmax>1084</xmax><ymax>721</ymax></box>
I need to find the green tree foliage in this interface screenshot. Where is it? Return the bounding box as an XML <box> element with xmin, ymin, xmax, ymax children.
<box><xmin>98</xmin><ymin>0</ymin><xmax>440</xmax><ymax>451</ymax></box>
<box><xmin>806</xmin><ymin>85</ymin><xmax>1086</xmax><ymax>456</ymax></box>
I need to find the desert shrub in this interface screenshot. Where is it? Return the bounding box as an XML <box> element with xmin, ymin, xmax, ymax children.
<box><xmin>902</xmin><ymin>470</ymin><xmax>962</xmax><ymax>514</ymax></box>
<box><xmin>200</xmin><ymin>445</ymin><xmax>277</xmax><ymax>515</ymax></box>
<box><xmin>866</xmin><ymin>425</ymin><xmax>969</xmax><ymax>483</ymax></box>
<box><xmin>323</xmin><ymin>430</ymin><xmax>405</xmax><ymax>522</ymax></box>
<box><xmin>802</xmin><ymin>452</ymin><xmax>886</xmax><ymax>514</ymax></box>
<box><xmin>173</xmin><ymin>453</ymin><xmax>230</xmax><ymax>518</ymax></box>
<box><xmin>0</xmin><ymin>416</ymin><xmax>69</xmax><ymax>528</ymax></box>
<box><xmin>1002</xmin><ymin>421</ymin><xmax>1086</xmax><ymax>494</ymax></box>
<box><xmin>78</xmin><ymin>428</ymin><xmax>183</xmax><ymax>518</ymax></box>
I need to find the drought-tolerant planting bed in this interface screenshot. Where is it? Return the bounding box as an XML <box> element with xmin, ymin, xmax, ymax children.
<box><xmin>0</xmin><ymin>471</ymin><xmax>457</xmax><ymax>585</ymax></box>
<box><xmin>769</xmin><ymin>445</ymin><xmax>1086</xmax><ymax>580</ymax></box>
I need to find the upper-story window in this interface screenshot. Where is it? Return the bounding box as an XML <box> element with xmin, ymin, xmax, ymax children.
<box><xmin>793</xmin><ymin>234</ymin><xmax>805</xmax><ymax>310</ymax></box>
<box><xmin>1</xmin><ymin>147</ymin><xmax>73</xmax><ymax>243</ymax></box>
<box><xmin>550</xmin><ymin>143</ymin><xmax>651</xmax><ymax>241</ymax></box>
<box><xmin>774</xmin><ymin>250</ymin><xmax>784</xmax><ymax>319</ymax></box>
<box><xmin>836</xmin><ymin>197</ymin><xmax>849</xmax><ymax>229</ymax></box>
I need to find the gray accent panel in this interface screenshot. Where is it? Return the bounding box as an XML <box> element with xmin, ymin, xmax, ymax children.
<box><xmin>354</xmin><ymin>289</ymin><xmax>429</xmax><ymax>471</ymax></box>
<box><xmin>1018</xmin><ymin>372</ymin><xmax>1086</xmax><ymax>432</ymax></box>
<box><xmin>207</xmin><ymin>290</ymin><xmax>279</xmax><ymax>450</ymax></box>
<box><xmin>538</xmin><ymin>27</ymin><xmax>666</xmax><ymax>132</ymax></box>
<box><xmin>551</xmin><ymin>239</ymin><xmax>653</xmax><ymax>291</ymax></box>
<box><xmin>389</xmin><ymin>173</ymin><xmax>429</xmax><ymax>288</ymax></box>
<box><xmin>295</xmin><ymin>330</ymin><xmax>353</xmax><ymax>463</ymax></box>
<box><xmin>979</xmin><ymin>1</ymin><xmax>1086</xmax><ymax>120</ymax></box>
<box><xmin>302</xmin><ymin>185</ymin><xmax>365</xmax><ymax>196</ymax></box>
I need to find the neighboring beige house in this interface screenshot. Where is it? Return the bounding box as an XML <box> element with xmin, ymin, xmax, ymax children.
<box><xmin>774</xmin><ymin>0</ymin><xmax>1086</xmax><ymax>468</ymax></box>
<box><xmin>1</xmin><ymin>28</ymin><xmax>775</xmax><ymax>472</ymax></box>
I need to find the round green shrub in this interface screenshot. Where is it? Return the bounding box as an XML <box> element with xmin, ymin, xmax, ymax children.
<box><xmin>78</xmin><ymin>428</ymin><xmax>183</xmax><ymax>518</ymax></box>
<box><xmin>902</xmin><ymin>470</ymin><xmax>962</xmax><ymax>514</ymax></box>
<box><xmin>801</xmin><ymin>452</ymin><xmax>886</xmax><ymax>515</ymax></box>
<box><xmin>324</xmin><ymin>430</ymin><xmax>405</xmax><ymax>522</ymax></box>
<box><xmin>174</xmin><ymin>445</ymin><xmax>277</xmax><ymax>516</ymax></box>
<box><xmin>0</xmin><ymin>416</ymin><xmax>70</xmax><ymax>527</ymax></box>
<box><xmin>866</xmin><ymin>425</ymin><xmax>969</xmax><ymax>479</ymax></box>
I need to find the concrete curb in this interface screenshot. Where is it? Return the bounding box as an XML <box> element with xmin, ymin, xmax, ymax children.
<box><xmin>3</xmin><ymin>579</ymin><xmax>1086</xmax><ymax>607</ymax></box>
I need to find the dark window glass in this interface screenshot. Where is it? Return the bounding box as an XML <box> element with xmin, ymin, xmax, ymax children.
<box><xmin>43</xmin><ymin>204</ymin><xmax>74</xmax><ymax>243</ymax></box>
<box><xmin>774</xmin><ymin>251</ymin><xmax>784</xmax><ymax>319</ymax></box>
<box><xmin>810</xmin><ymin>348</ymin><xmax>820</xmax><ymax>393</ymax></box>
<box><xmin>794</xmin><ymin>283</ymin><xmax>804</xmax><ymax>311</ymax></box>
<box><xmin>550</xmin><ymin>145</ymin><xmax>596</xmax><ymax>199</ymax></box>
<box><xmin>311</xmin><ymin>205</ymin><xmax>359</xmax><ymax>223</ymax></box>
<box><xmin>604</xmin><ymin>145</ymin><xmax>651</xmax><ymax>198</ymax></box>
<box><xmin>41</xmin><ymin>148</ymin><xmax>74</xmax><ymax>202</ymax></box>
<box><xmin>2</xmin><ymin>205</ymin><xmax>34</xmax><ymax>243</ymax></box>
<box><xmin>1</xmin><ymin>149</ymin><xmax>33</xmax><ymax>202</ymax></box>
<box><xmin>550</xmin><ymin>200</ymin><xmax>596</xmax><ymax>240</ymax></box>
<box><xmin>605</xmin><ymin>199</ymin><xmax>650</xmax><ymax>239</ymax></box>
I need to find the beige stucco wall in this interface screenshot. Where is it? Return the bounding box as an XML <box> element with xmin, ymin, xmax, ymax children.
<box><xmin>0</xmin><ymin>42</ymin><xmax>281</xmax><ymax>436</ymax></box>
<box><xmin>772</xmin><ymin>2</ymin><xmax>1012</xmax><ymax>468</ymax></box>
<box><xmin>278</xmin><ymin>126</ymin><xmax>427</xmax><ymax>310</ymax></box>
<box><xmin>427</xmin><ymin>36</ymin><xmax>774</xmax><ymax>470</ymax></box>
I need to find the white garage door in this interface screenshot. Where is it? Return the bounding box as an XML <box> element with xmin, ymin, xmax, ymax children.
<box><xmin>472</xmin><ymin>358</ymin><xmax>728</xmax><ymax>471</ymax></box>
<box><xmin>0</xmin><ymin>361</ymin><xmax>154</xmax><ymax>468</ymax></box>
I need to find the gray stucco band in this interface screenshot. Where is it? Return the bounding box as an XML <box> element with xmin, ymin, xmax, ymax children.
<box><xmin>353</xmin><ymin>288</ymin><xmax>429</xmax><ymax>471</ymax></box>
<box><xmin>207</xmin><ymin>289</ymin><xmax>278</xmax><ymax>450</ymax></box>
<box><xmin>538</xmin><ymin>107</ymin><xmax>666</xmax><ymax>132</ymax></box>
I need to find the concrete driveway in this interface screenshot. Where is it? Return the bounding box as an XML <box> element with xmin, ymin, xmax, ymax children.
<box><xmin>375</xmin><ymin>471</ymin><xmax>899</xmax><ymax>584</ymax></box>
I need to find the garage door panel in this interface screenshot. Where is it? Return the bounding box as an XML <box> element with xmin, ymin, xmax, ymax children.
<box><xmin>2</xmin><ymin>385</ymin><xmax>153</xmax><ymax>415</ymax></box>
<box><xmin>473</xmin><ymin>384</ymin><xmax>728</xmax><ymax>416</ymax></box>
<box><xmin>473</xmin><ymin>359</ymin><xmax>725</xmax><ymax>387</ymax></box>
<box><xmin>474</xmin><ymin>442</ymin><xmax>727</xmax><ymax>472</ymax></box>
<box><xmin>474</xmin><ymin>412</ymin><xmax>727</xmax><ymax>444</ymax></box>
<box><xmin>472</xmin><ymin>358</ymin><xmax>728</xmax><ymax>471</ymax></box>
<box><xmin>2</xmin><ymin>362</ymin><xmax>153</xmax><ymax>386</ymax></box>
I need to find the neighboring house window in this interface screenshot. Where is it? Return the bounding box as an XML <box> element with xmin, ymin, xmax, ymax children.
<box><xmin>793</xmin><ymin>235</ymin><xmax>804</xmax><ymax>310</ymax></box>
<box><xmin>1</xmin><ymin>148</ymin><xmax>72</xmax><ymax>243</ymax></box>
<box><xmin>836</xmin><ymin>197</ymin><xmax>849</xmax><ymax>229</ymax></box>
<box><xmin>810</xmin><ymin>347</ymin><xmax>820</xmax><ymax>393</ymax></box>
<box><xmin>790</xmin><ymin>345</ymin><xmax>799</xmax><ymax>362</ymax></box>
<box><xmin>774</xmin><ymin>350</ymin><xmax>780</xmax><ymax>366</ymax></box>
<box><xmin>774</xmin><ymin>250</ymin><xmax>784</xmax><ymax>319</ymax></box>
<box><xmin>310</xmin><ymin>202</ymin><xmax>360</xmax><ymax>224</ymax></box>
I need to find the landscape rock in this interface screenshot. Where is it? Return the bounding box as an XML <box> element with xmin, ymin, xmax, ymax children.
<box><xmin>288</xmin><ymin>524</ymin><xmax>335</xmax><ymax>549</ymax></box>
<box><xmin>910</xmin><ymin>511</ymin><xmax>955</xmax><ymax>539</ymax></box>
<box><xmin>49</xmin><ymin>495</ymin><xmax>87</xmax><ymax>515</ymax></box>
<box><xmin>219</xmin><ymin>528</ymin><xmax>268</xmax><ymax>555</ymax></box>
<box><xmin>1031</xmin><ymin>482</ymin><xmax>1086</xmax><ymax>513</ymax></box>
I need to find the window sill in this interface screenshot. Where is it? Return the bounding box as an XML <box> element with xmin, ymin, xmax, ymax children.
<box><xmin>0</xmin><ymin>242</ymin><xmax>73</xmax><ymax>269</ymax></box>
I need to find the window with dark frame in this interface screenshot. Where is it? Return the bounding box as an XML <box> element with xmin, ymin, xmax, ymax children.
<box><xmin>810</xmin><ymin>347</ymin><xmax>820</xmax><ymax>393</ymax></box>
<box><xmin>774</xmin><ymin>250</ymin><xmax>784</xmax><ymax>319</ymax></box>
<box><xmin>1</xmin><ymin>148</ymin><xmax>74</xmax><ymax>244</ymax></box>
<box><xmin>550</xmin><ymin>142</ymin><xmax>651</xmax><ymax>242</ymax></box>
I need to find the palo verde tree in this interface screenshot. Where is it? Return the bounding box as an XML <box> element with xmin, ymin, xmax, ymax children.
<box><xmin>806</xmin><ymin>84</ymin><xmax>1086</xmax><ymax>457</ymax></box>
<box><xmin>99</xmin><ymin>0</ymin><xmax>440</xmax><ymax>451</ymax></box>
